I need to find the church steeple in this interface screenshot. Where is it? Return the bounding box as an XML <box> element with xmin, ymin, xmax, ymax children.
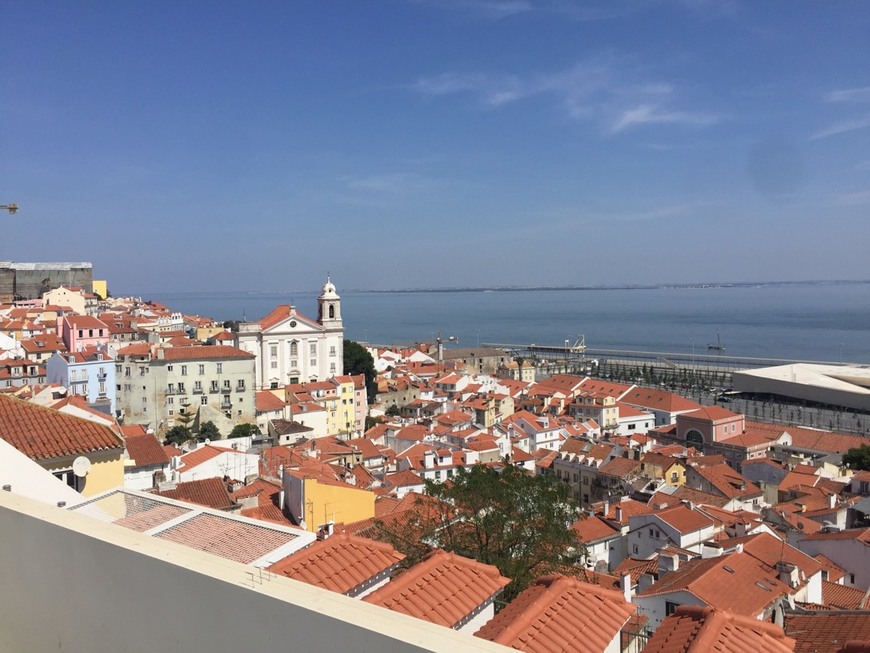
<box><xmin>317</xmin><ymin>275</ymin><xmax>342</xmax><ymax>328</ymax></box>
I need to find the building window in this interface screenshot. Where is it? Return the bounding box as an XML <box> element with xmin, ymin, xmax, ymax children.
<box><xmin>271</xmin><ymin>361</ymin><xmax>278</xmax><ymax>368</ymax></box>
<box><xmin>223</xmin><ymin>379</ymin><xmax>231</xmax><ymax>390</ymax></box>
<box><xmin>270</xmin><ymin>345</ymin><xmax>278</xmax><ymax>357</ymax></box>
<box><xmin>330</xmin><ymin>363</ymin><xmax>336</xmax><ymax>374</ymax></box>
<box><xmin>167</xmin><ymin>365</ymin><xmax>173</xmax><ymax>372</ymax></box>
<box><xmin>665</xmin><ymin>602</ymin><xmax>680</xmax><ymax>616</ymax></box>
<box><xmin>237</xmin><ymin>380</ymin><xmax>245</xmax><ymax>391</ymax></box>
<box><xmin>194</xmin><ymin>381</ymin><xmax>202</xmax><ymax>392</ymax></box>
<box><xmin>310</xmin><ymin>343</ymin><xmax>317</xmax><ymax>356</ymax></box>
<box><xmin>290</xmin><ymin>341</ymin><xmax>298</xmax><ymax>356</ymax></box>
<box><xmin>310</xmin><ymin>359</ymin><xmax>317</xmax><ymax>367</ymax></box>
<box><xmin>167</xmin><ymin>397</ymin><xmax>174</xmax><ymax>404</ymax></box>
<box><xmin>201</xmin><ymin>396</ymin><xmax>208</xmax><ymax>405</ymax></box>
<box><xmin>210</xmin><ymin>380</ymin><xmax>218</xmax><ymax>392</ymax></box>
<box><xmin>181</xmin><ymin>365</ymin><xmax>187</xmax><ymax>375</ymax></box>
<box><xmin>216</xmin><ymin>363</ymin><xmax>223</xmax><ymax>374</ymax></box>
<box><xmin>167</xmin><ymin>383</ymin><xmax>175</xmax><ymax>393</ymax></box>
<box><xmin>329</xmin><ymin>346</ymin><xmax>336</xmax><ymax>356</ymax></box>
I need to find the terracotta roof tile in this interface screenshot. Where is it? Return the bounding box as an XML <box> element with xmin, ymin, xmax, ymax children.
<box><xmin>363</xmin><ymin>549</ymin><xmax>510</xmax><ymax>628</ymax></box>
<box><xmin>267</xmin><ymin>532</ymin><xmax>405</xmax><ymax>596</ymax></box>
<box><xmin>0</xmin><ymin>393</ymin><xmax>123</xmax><ymax>460</ymax></box>
<box><xmin>475</xmin><ymin>574</ymin><xmax>635</xmax><ymax>653</ymax></box>
<box><xmin>125</xmin><ymin>433</ymin><xmax>171</xmax><ymax>467</ymax></box>
<box><xmin>154</xmin><ymin>512</ymin><xmax>296</xmax><ymax>564</ymax></box>
<box><xmin>572</xmin><ymin>516</ymin><xmax>620</xmax><ymax>544</ymax></box>
<box><xmin>821</xmin><ymin>580</ymin><xmax>869</xmax><ymax>610</ymax></box>
<box><xmin>785</xmin><ymin>612</ymin><xmax>870</xmax><ymax>653</ymax></box>
<box><xmin>159</xmin><ymin>345</ymin><xmax>254</xmax><ymax>361</ymax></box>
<box><xmin>638</xmin><ymin>552</ymin><xmax>791</xmax><ymax>617</ymax></box>
<box><xmin>645</xmin><ymin>605</ymin><xmax>795</xmax><ymax>653</ymax></box>
<box><xmin>156</xmin><ymin>477</ymin><xmax>236</xmax><ymax>511</ymax></box>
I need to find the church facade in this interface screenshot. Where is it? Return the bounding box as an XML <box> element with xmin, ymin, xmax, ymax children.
<box><xmin>235</xmin><ymin>278</ymin><xmax>344</xmax><ymax>389</ymax></box>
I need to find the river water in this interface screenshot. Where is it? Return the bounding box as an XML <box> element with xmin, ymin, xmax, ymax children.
<box><xmin>143</xmin><ymin>282</ymin><xmax>870</xmax><ymax>364</ymax></box>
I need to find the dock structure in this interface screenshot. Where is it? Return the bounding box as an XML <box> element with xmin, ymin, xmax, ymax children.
<box><xmin>481</xmin><ymin>340</ymin><xmax>849</xmax><ymax>379</ymax></box>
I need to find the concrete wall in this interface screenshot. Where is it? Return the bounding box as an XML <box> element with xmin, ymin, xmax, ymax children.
<box><xmin>0</xmin><ymin>492</ymin><xmax>507</xmax><ymax>653</ymax></box>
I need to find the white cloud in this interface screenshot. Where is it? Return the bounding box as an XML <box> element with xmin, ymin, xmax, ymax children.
<box><xmin>811</xmin><ymin>114</ymin><xmax>870</xmax><ymax>140</ymax></box>
<box><xmin>825</xmin><ymin>86</ymin><xmax>870</xmax><ymax>103</ymax></box>
<box><xmin>410</xmin><ymin>57</ymin><xmax>718</xmax><ymax>135</ymax></box>
<box><xmin>610</xmin><ymin>104</ymin><xmax>719</xmax><ymax>133</ymax></box>
<box><xmin>343</xmin><ymin>172</ymin><xmax>437</xmax><ymax>194</ymax></box>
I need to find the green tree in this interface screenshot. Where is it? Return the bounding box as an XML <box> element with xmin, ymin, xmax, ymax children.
<box><xmin>198</xmin><ymin>421</ymin><xmax>221</xmax><ymax>441</ymax></box>
<box><xmin>843</xmin><ymin>444</ymin><xmax>870</xmax><ymax>471</ymax></box>
<box><xmin>229</xmin><ymin>423</ymin><xmax>261</xmax><ymax>439</ymax></box>
<box><xmin>164</xmin><ymin>425</ymin><xmax>193</xmax><ymax>447</ymax></box>
<box><xmin>343</xmin><ymin>339</ymin><xmax>377</xmax><ymax>403</ymax></box>
<box><xmin>364</xmin><ymin>415</ymin><xmax>382</xmax><ymax>431</ymax></box>
<box><xmin>422</xmin><ymin>464</ymin><xmax>582</xmax><ymax>602</ymax></box>
<box><xmin>385</xmin><ymin>403</ymin><xmax>401</xmax><ymax>417</ymax></box>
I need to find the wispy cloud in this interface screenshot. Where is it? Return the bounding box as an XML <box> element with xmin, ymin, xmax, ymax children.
<box><xmin>410</xmin><ymin>57</ymin><xmax>719</xmax><ymax>135</ymax></box>
<box><xmin>825</xmin><ymin>86</ymin><xmax>870</xmax><ymax>103</ymax></box>
<box><xmin>342</xmin><ymin>172</ymin><xmax>439</xmax><ymax>194</ymax></box>
<box><xmin>610</xmin><ymin>104</ymin><xmax>719</xmax><ymax>133</ymax></box>
<box><xmin>811</xmin><ymin>114</ymin><xmax>870</xmax><ymax>140</ymax></box>
<box><xmin>407</xmin><ymin>0</ymin><xmax>641</xmax><ymax>21</ymax></box>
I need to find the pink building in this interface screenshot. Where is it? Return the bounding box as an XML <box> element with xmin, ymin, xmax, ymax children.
<box><xmin>60</xmin><ymin>314</ymin><xmax>111</xmax><ymax>353</ymax></box>
<box><xmin>676</xmin><ymin>406</ymin><xmax>745</xmax><ymax>451</ymax></box>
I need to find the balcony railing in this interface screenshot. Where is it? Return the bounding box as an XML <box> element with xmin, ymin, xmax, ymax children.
<box><xmin>221</xmin><ymin>386</ymin><xmax>232</xmax><ymax>394</ymax></box>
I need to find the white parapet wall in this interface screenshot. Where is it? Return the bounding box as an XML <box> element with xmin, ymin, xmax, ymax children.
<box><xmin>0</xmin><ymin>491</ymin><xmax>508</xmax><ymax>653</ymax></box>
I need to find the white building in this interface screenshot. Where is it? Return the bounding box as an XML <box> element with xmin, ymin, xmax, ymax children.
<box><xmin>236</xmin><ymin>278</ymin><xmax>344</xmax><ymax>390</ymax></box>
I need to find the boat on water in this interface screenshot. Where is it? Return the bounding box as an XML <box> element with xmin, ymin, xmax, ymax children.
<box><xmin>707</xmin><ymin>332</ymin><xmax>725</xmax><ymax>351</ymax></box>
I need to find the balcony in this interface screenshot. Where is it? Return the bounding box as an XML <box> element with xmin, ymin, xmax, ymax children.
<box><xmin>209</xmin><ymin>386</ymin><xmax>220</xmax><ymax>393</ymax></box>
<box><xmin>193</xmin><ymin>387</ymin><xmax>204</xmax><ymax>394</ymax></box>
<box><xmin>220</xmin><ymin>386</ymin><xmax>232</xmax><ymax>394</ymax></box>
<box><xmin>235</xmin><ymin>385</ymin><xmax>246</xmax><ymax>393</ymax></box>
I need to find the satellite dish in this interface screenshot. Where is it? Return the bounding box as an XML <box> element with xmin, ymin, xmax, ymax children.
<box><xmin>72</xmin><ymin>456</ymin><xmax>92</xmax><ymax>478</ymax></box>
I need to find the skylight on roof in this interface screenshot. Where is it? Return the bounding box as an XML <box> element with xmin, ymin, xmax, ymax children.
<box><xmin>755</xmin><ymin>582</ymin><xmax>772</xmax><ymax>592</ymax></box>
<box><xmin>723</xmin><ymin>565</ymin><xmax>735</xmax><ymax>573</ymax></box>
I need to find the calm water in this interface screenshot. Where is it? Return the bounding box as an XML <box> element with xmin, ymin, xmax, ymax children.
<box><xmin>144</xmin><ymin>283</ymin><xmax>870</xmax><ymax>364</ymax></box>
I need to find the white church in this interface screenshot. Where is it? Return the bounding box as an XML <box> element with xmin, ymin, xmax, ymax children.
<box><xmin>235</xmin><ymin>278</ymin><xmax>344</xmax><ymax>389</ymax></box>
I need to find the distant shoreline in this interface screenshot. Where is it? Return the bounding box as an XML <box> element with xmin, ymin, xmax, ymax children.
<box><xmin>135</xmin><ymin>279</ymin><xmax>870</xmax><ymax>298</ymax></box>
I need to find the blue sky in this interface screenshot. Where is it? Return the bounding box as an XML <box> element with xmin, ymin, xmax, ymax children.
<box><xmin>2</xmin><ymin>1</ymin><xmax>869</xmax><ymax>293</ymax></box>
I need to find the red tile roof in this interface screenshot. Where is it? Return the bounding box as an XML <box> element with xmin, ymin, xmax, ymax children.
<box><xmin>159</xmin><ymin>345</ymin><xmax>254</xmax><ymax>361</ymax></box>
<box><xmin>258</xmin><ymin>305</ymin><xmax>321</xmax><ymax>331</ymax></box>
<box><xmin>785</xmin><ymin>612</ymin><xmax>870</xmax><ymax>653</ymax></box>
<box><xmin>821</xmin><ymin>580</ymin><xmax>869</xmax><ymax>610</ymax></box>
<box><xmin>256</xmin><ymin>391</ymin><xmax>286</xmax><ymax>412</ymax></box>
<box><xmin>572</xmin><ymin>516</ymin><xmax>620</xmax><ymax>543</ymax></box>
<box><xmin>363</xmin><ymin>549</ymin><xmax>510</xmax><ymax>628</ymax></box>
<box><xmin>154</xmin><ymin>512</ymin><xmax>297</xmax><ymax>564</ymax></box>
<box><xmin>475</xmin><ymin>574</ymin><xmax>636</xmax><ymax>652</ymax></box>
<box><xmin>156</xmin><ymin>477</ymin><xmax>236</xmax><ymax>511</ymax></box>
<box><xmin>645</xmin><ymin>605</ymin><xmax>795</xmax><ymax>653</ymax></box>
<box><xmin>0</xmin><ymin>393</ymin><xmax>123</xmax><ymax>460</ymax></box>
<box><xmin>267</xmin><ymin>532</ymin><xmax>405</xmax><ymax>596</ymax></box>
<box><xmin>638</xmin><ymin>551</ymin><xmax>791</xmax><ymax>617</ymax></box>
<box><xmin>125</xmin><ymin>433</ymin><xmax>170</xmax><ymax>468</ymax></box>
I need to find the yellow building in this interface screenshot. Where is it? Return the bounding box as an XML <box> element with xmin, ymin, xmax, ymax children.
<box><xmin>0</xmin><ymin>394</ymin><xmax>125</xmax><ymax>496</ymax></box>
<box><xmin>92</xmin><ymin>280</ymin><xmax>108</xmax><ymax>300</ymax></box>
<box><xmin>283</xmin><ymin>461</ymin><xmax>375</xmax><ymax>533</ymax></box>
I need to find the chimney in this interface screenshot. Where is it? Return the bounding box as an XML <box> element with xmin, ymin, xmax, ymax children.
<box><xmin>828</xmin><ymin>494</ymin><xmax>836</xmax><ymax>510</ymax></box>
<box><xmin>278</xmin><ymin>488</ymin><xmax>285</xmax><ymax>511</ymax></box>
<box><xmin>620</xmin><ymin>573</ymin><xmax>632</xmax><ymax>602</ymax></box>
<box><xmin>776</xmin><ymin>561</ymin><xmax>800</xmax><ymax>589</ymax></box>
<box><xmin>637</xmin><ymin>573</ymin><xmax>654</xmax><ymax>593</ymax></box>
<box><xmin>658</xmin><ymin>553</ymin><xmax>680</xmax><ymax>577</ymax></box>
<box><xmin>615</xmin><ymin>506</ymin><xmax>624</xmax><ymax>523</ymax></box>
<box><xmin>603</xmin><ymin>500</ymin><xmax>610</xmax><ymax>517</ymax></box>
